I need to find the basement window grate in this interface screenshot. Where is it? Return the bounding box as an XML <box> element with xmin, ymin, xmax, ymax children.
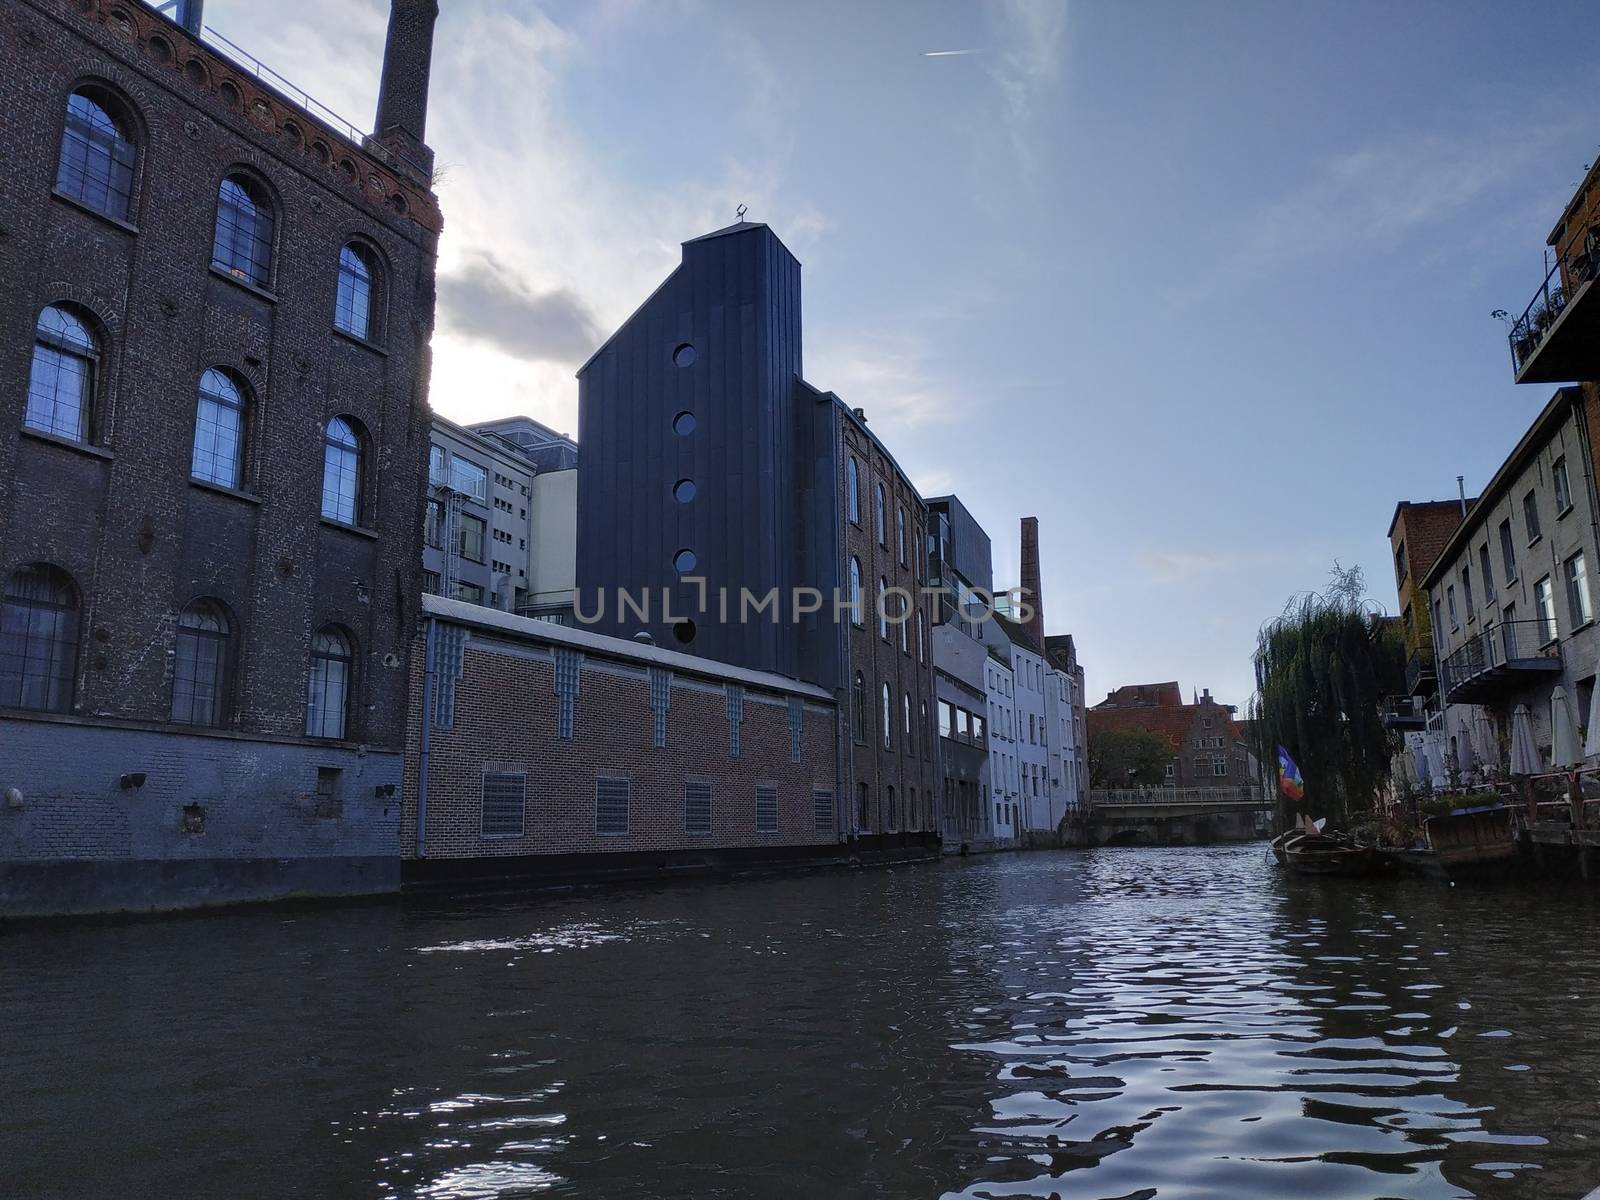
<box><xmin>481</xmin><ymin>771</ymin><xmax>526</xmax><ymax>839</ymax></box>
<box><xmin>595</xmin><ymin>776</ymin><xmax>630</xmax><ymax>837</ymax></box>
<box><xmin>813</xmin><ymin>789</ymin><xmax>834</xmax><ymax>834</ymax></box>
<box><xmin>684</xmin><ymin>780</ymin><xmax>711</xmax><ymax>835</ymax></box>
<box><xmin>755</xmin><ymin>784</ymin><xmax>778</xmax><ymax>833</ymax></box>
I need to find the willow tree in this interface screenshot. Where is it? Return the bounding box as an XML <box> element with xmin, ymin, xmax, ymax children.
<box><xmin>1249</xmin><ymin>563</ymin><xmax>1406</xmax><ymax>827</ymax></box>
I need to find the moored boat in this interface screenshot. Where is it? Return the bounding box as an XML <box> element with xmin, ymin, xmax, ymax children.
<box><xmin>1271</xmin><ymin>829</ymin><xmax>1390</xmax><ymax>877</ymax></box>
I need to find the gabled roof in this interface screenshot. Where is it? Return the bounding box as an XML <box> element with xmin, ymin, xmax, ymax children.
<box><xmin>991</xmin><ymin>612</ymin><xmax>1040</xmax><ymax>655</ymax></box>
<box><xmin>1095</xmin><ymin>681</ymin><xmax>1182</xmax><ymax>709</ymax></box>
<box><xmin>684</xmin><ymin>220</ymin><xmax>768</xmax><ymax>244</ymax></box>
<box><xmin>1087</xmin><ymin>702</ymin><xmax>1243</xmax><ymax>754</ymax></box>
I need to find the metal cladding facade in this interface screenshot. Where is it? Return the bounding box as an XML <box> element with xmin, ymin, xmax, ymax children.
<box><xmin>576</xmin><ymin>223</ymin><xmax>841</xmax><ymax>689</ymax></box>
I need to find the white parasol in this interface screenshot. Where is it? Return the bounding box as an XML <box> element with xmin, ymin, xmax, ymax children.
<box><xmin>1472</xmin><ymin>708</ymin><xmax>1500</xmax><ymax>772</ymax></box>
<box><xmin>1510</xmin><ymin>703</ymin><xmax>1541</xmax><ymax>776</ymax></box>
<box><xmin>1552</xmin><ymin>686</ymin><xmax>1583</xmax><ymax>770</ymax></box>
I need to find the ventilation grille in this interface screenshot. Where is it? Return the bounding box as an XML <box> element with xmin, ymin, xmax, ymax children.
<box><xmin>595</xmin><ymin>777</ymin><xmax>630</xmax><ymax>836</ymax></box>
<box><xmin>481</xmin><ymin>771</ymin><xmax>526</xmax><ymax>839</ymax></box>
<box><xmin>755</xmin><ymin>784</ymin><xmax>778</xmax><ymax>833</ymax></box>
<box><xmin>684</xmin><ymin>781</ymin><xmax>712</xmax><ymax>835</ymax></box>
<box><xmin>812</xmin><ymin>789</ymin><xmax>834</xmax><ymax>834</ymax></box>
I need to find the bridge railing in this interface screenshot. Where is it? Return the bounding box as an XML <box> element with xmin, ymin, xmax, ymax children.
<box><xmin>1088</xmin><ymin>786</ymin><xmax>1266</xmax><ymax>807</ymax></box>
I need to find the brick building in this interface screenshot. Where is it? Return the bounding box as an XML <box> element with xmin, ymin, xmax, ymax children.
<box><xmin>0</xmin><ymin>0</ymin><xmax>441</xmax><ymax>916</ymax></box>
<box><xmin>573</xmin><ymin>221</ymin><xmax>937</xmax><ymax>849</ymax></box>
<box><xmin>1387</xmin><ymin>498</ymin><xmax>1471</xmax><ymax>709</ymax></box>
<box><xmin>402</xmin><ymin>596</ymin><xmax>866</xmax><ymax>885</ymax></box>
<box><xmin>1088</xmin><ymin>685</ymin><xmax>1253</xmax><ymax>790</ymax></box>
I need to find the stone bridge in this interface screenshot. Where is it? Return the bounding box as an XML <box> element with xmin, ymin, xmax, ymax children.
<box><xmin>1068</xmin><ymin>786</ymin><xmax>1274</xmax><ymax>847</ymax></box>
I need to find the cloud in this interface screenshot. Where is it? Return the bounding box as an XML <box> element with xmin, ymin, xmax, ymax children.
<box><xmin>817</xmin><ymin>333</ymin><xmax>959</xmax><ymax>433</ymax></box>
<box><xmin>437</xmin><ymin>254</ymin><xmax>602</xmax><ymax>367</ymax></box>
<box><xmin>1166</xmin><ymin>113</ymin><xmax>1591</xmax><ymax>307</ymax></box>
<box><xmin>1139</xmin><ymin>550</ymin><xmax>1230</xmax><ymax>585</ymax></box>
<box><xmin>988</xmin><ymin>0</ymin><xmax>1068</xmax><ymax>179</ymax></box>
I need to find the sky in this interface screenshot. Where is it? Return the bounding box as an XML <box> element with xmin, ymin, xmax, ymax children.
<box><xmin>202</xmin><ymin>0</ymin><xmax>1600</xmax><ymax>710</ymax></box>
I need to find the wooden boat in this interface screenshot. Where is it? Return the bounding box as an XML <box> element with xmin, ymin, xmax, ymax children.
<box><xmin>1271</xmin><ymin>829</ymin><xmax>1389</xmax><ymax>876</ymax></box>
<box><xmin>1378</xmin><ymin>805</ymin><xmax>1520</xmax><ymax>883</ymax></box>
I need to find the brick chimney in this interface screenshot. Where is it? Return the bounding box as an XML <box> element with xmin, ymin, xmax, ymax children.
<box><xmin>374</xmin><ymin>0</ymin><xmax>439</xmax><ymax>181</ymax></box>
<box><xmin>1020</xmin><ymin>516</ymin><xmax>1044</xmax><ymax>652</ymax></box>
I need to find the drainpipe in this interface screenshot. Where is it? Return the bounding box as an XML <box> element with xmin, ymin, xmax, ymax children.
<box><xmin>416</xmin><ymin>615</ymin><xmax>437</xmax><ymax>858</ymax></box>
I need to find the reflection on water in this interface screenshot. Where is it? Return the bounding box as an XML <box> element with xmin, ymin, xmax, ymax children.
<box><xmin>4</xmin><ymin>846</ymin><xmax>1599</xmax><ymax>1198</ymax></box>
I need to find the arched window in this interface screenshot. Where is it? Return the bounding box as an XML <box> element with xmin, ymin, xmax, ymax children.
<box><xmin>903</xmin><ymin>692</ymin><xmax>912</xmax><ymax>739</ymax></box>
<box><xmin>886</xmin><ymin>785</ymin><xmax>897</xmax><ymax>829</ymax></box>
<box><xmin>857</xmin><ymin>781</ymin><xmax>869</xmax><ymax>830</ymax></box>
<box><xmin>881</xmin><ymin>682</ymin><xmax>892</xmax><ymax>748</ymax></box>
<box><xmin>171</xmin><ymin>599</ymin><xmax>232</xmax><ymax>726</ymax></box>
<box><xmin>875</xmin><ymin>482</ymin><xmax>887</xmax><ymax>545</ymax></box>
<box><xmin>897</xmin><ymin>506</ymin><xmax>907</xmax><ymax>565</ymax></box>
<box><xmin>846</xmin><ymin>456</ymin><xmax>860</xmax><ymax>524</ymax></box>
<box><xmin>848</xmin><ymin>557</ymin><xmax>863</xmax><ymax>627</ymax></box>
<box><xmin>191</xmin><ymin>368</ymin><xmax>247</xmax><ymax>489</ymax></box>
<box><xmin>212</xmin><ymin>173</ymin><xmax>275</xmax><ymax>288</ymax></box>
<box><xmin>334</xmin><ymin>242</ymin><xmax>381</xmax><ymax>341</ymax></box>
<box><xmin>306</xmin><ymin>625</ymin><xmax>353</xmax><ymax>739</ymax></box>
<box><xmin>321</xmin><ymin>415</ymin><xmax>364</xmax><ymax>525</ymax></box>
<box><xmin>878</xmin><ymin>577</ymin><xmax>889</xmax><ymax>640</ymax></box>
<box><xmin>852</xmin><ymin>671</ymin><xmax>866</xmax><ymax>744</ymax></box>
<box><xmin>0</xmin><ymin>564</ymin><xmax>79</xmax><ymax>712</ymax></box>
<box><xmin>908</xmin><ymin>785</ymin><xmax>917</xmax><ymax>830</ymax></box>
<box><xmin>56</xmin><ymin>87</ymin><xmax>137</xmax><ymax>221</ymax></box>
<box><xmin>25</xmin><ymin>305</ymin><xmax>98</xmax><ymax>443</ymax></box>
<box><xmin>917</xmin><ymin>613</ymin><xmax>926</xmax><ymax>663</ymax></box>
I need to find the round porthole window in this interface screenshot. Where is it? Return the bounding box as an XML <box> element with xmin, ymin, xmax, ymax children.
<box><xmin>673</xmin><ymin>479</ymin><xmax>696</xmax><ymax>503</ymax></box>
<box><xmin>674</xmin><ymin>619</ymin><xmax>696</xmax><ymax>644</ymax></box>
<box><xmin>673</xmin><ymin>411</ymin><xmax>696</xmax><ymax>436</ymax></box>
<box><xmin>673</xmin><ymin>343</ymin><xmax>697</xmax><ymax>368</ymax></box>
<box><xmin>673</xmin><ymin>549</ymin><xmax>698</xmax><ymax>573</ymax></box>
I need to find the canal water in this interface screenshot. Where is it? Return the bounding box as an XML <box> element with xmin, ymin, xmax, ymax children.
<box><xmin>4</xmin><ymin>845</ymin><xmax>1598</xmax><ymax>1199</ymax></box>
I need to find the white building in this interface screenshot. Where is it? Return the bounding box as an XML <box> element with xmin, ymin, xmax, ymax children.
<box><xmin>1046</xmin><ymin>664</ymin><xmax>1081</xmax><ymax>821</ymax></box>
<box><xmin>424</xmin><ymin>415</ymin><xmax>577</xmax><ymax>619</ymax></box>
<box><xmin>983</xmin><ymin>649</ymin><xmax>1020</xmax><ymax>844</ymax></box>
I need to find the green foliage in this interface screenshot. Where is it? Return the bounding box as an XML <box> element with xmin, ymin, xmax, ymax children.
<box><xmin>1089</xmin><ymin>728</ymin><xmax>1174</xmax><ymax>788</ymax></box>
<box><xmin>1249</xmin><ymin>562</ymin><xmax>1407</xmax><ymax>826</ymax></box>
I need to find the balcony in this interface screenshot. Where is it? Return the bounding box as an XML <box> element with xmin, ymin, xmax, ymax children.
<box><xmin>1506</xmin><ymin>246</ymin><xmax>1600</xmax><ymax>384</ymax></box>
<box><xmin>1405</xmin><ymin>646</ymin><xmax>1436</xmax><ymax>697</ymax></box>
<box><xmin>1381</xmin><ymin>695</ymin><xmax>1427</xmax><ymax>730</ymax></box>
<box><xmin>1441</xmin><ymin>620</ymin><xmax>1562</xmax><ymax>704</ymax></box>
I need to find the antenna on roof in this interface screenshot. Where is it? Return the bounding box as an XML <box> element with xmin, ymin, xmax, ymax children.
<box><xmin>736</xmin><ymin>203</ymin><xmax>748</xmax><ymax>221</ymax></box>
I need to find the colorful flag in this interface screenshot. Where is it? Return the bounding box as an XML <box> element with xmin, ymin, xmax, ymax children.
<box><xmin>1278</xmin><ymin>746</ymin><xmax>1304</xmax><ymax>802</ymax></box>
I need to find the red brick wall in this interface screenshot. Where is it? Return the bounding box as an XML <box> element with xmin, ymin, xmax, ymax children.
<box><xmin>402</xmin><ymin>630</ymin><xmax>840</xmax><ymax>860</ymax></box>
<box><xmin>838</xmin><ymin>413</ymin><xmax>937</xmax><ymax>833</ymax></box>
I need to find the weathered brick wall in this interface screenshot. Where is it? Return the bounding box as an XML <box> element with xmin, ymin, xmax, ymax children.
<box><xmin>838</xmin><ymin>410</ymin><xmax>937</xmax><ymax>832</ymax></box>
<box><xmin>0</xmin><ymin>0</ymin><xmax>439</xmax><ymax>750</ymax></box>
<box><xmin>401</xmin><ymin>619</ymin><xmax>841</xmax><ymax>860</ymax></box>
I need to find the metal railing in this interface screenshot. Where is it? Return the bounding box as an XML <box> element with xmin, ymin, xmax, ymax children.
<box><xmin>1508</xmin><ymin>245</ymin><xmax>1599</xmax><ymax>372</ymax></box>
<box><xmin>1088</xmin><ymin>786</ymin><xmax>1264</xmax><ymax>808</ymax></box>
<box><xmin>1381</xmin><ymin>695</ymin><xmax>1426</xmax><ymax>723</ymax></box>
<box><xmin>1405</xmin><ymin>646</ymin><xmax>1435</xmax><ymax>694</ymax></box>
<box><xmin>1441</xmin><ymin>619</ymin><xmax>1560</xmax><ymax>696</ymax></box>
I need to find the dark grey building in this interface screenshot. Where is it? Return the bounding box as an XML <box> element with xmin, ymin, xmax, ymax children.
<box><xmin>928</xmin><ymin>495</ymin><xmax>996</xmax><ymax>849</ymax></box>
<box><xmin>576</xmin><ymin>221</ymin><xmax>938</xmax><ymax>840</ymax></box>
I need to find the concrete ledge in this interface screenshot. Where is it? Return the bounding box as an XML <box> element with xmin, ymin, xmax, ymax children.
<box><xmin>403</xmin><ymin>832</ymin><xmax>941</xmax><ymax>893</ymax></box>
<box><xmin>0</xmin><ymin>856</ymin><xmax>399</xmax><ymax>920</ymax></box>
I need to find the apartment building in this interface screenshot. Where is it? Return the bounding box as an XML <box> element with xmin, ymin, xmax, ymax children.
<box><xmin>423</xmin><ymin>414</ymin><xmax>577</xmax><ymax>619</ymax></box>
<box><xmin>1423</xmin><ymin>388</ymin><xmax>1600</xmax><ymax>777</ymax></box>
<box><xmin>927</xmin><ymin>494</ymin><xmax>995</xmax><ymax>850</ymax></box>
